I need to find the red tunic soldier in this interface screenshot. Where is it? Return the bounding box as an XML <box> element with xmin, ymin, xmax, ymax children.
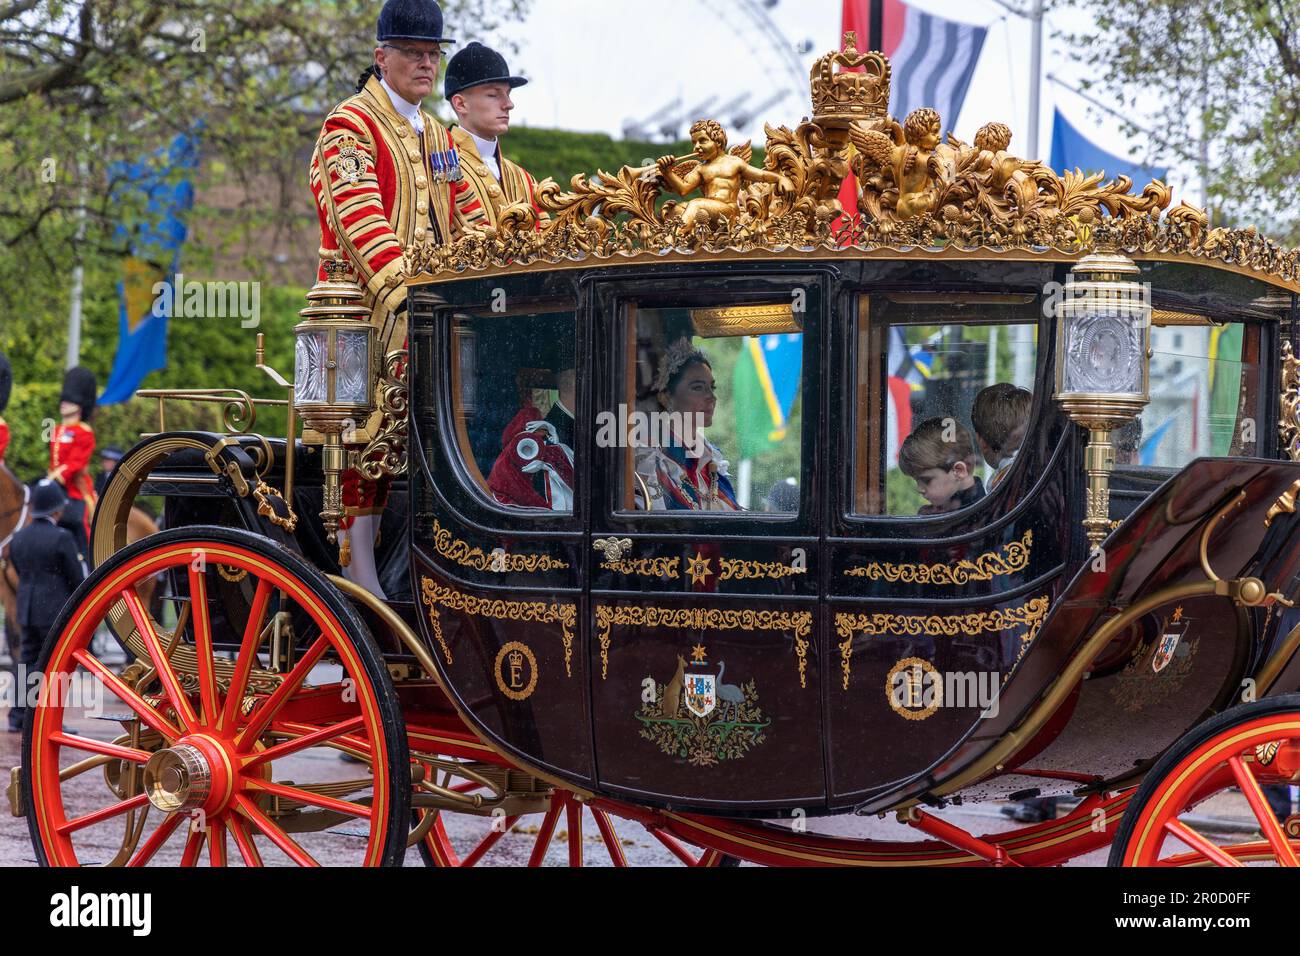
<box><xmin>49</xmin><ymin>366</ymin><xmax>97</xmax><ymax>549</ymax></box>
<box><xmin>0</xmin><ymin>352</ymin><xmax>11</xmax><ymax>466</ymax></box>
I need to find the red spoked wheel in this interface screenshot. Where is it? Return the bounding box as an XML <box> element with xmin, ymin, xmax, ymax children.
<box><xmin>1111</xmin><ymin>694</ymin><xmax>1300</xmax><ymax>867</ymax></box>
<box><xmin>411</xmin><ymin>758</ymin><xmax>732</xmax><ymax>867</ymax></box>
<box><xmin>22</xmin><ymin>526</ymin><xmax>410</xmax><ymax>867</ymax></box>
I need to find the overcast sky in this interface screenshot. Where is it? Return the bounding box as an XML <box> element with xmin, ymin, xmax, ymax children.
<box><xmin>479</xmin><ymin>0</ymin><xmax>1195</xmax><ymax>203</ymax></box>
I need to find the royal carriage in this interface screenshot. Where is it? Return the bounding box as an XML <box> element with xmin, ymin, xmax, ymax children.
<box><xmin>11</xmin><ymin>35</ymin><xmax>1300</xmax><ymax>867</ymax></box>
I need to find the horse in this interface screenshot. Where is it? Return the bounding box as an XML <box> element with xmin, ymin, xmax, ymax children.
<box><xmin>1</xmin><ymin>464</ymin><xmax>159</xmax><ymax>657</ymax></box>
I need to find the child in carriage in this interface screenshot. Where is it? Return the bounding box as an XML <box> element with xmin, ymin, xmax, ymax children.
<box><xmin>898</xmin><ymin>417</ymin><xmax>986</xmax><ymax>515</ymax></box>
<box><xmin>971</xmin><ymin>383</ymin><xmax>1033</xmax><ymax>491</ymax></box>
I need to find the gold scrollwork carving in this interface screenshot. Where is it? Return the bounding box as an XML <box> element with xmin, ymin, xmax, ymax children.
<box><xmin>718</xmin><ymin>558</ymin><xmax>809</xmax><ymax>581</ymax></box>
<box><xmin>1281</xmin><ymin>340</ymin><xmax>1300</xmax><ymax>463</ymax></box>
<box><xmin>359</xmin><ymin>349</ymin><xmax>410</xmax><ymax>482</ymax></box>
<box><xmin>253</xmin><ymin>480</ymin><xmax>298</xmax><ymax>533</ymax></box>
<box><xmin>835</xmin><ymin>596</ymin><xmax>1050</xmax><ymax>691</ymax></box>
<box><xmin>594</xmin><ymin>605</ymin><xmax>812</xmax><ymax>689</ymax></box>
<box><xmin>601</xmin><ymin>557</ymin><xmax>681</xmax><ymax>579</ymax></box>
<box><xmin>419</xmin><ymin>576</ymin><xmax>577</xmax><ymax>678</ymax></box>
<box><xmin>430</xmin><ymin>519</ymin><xmax>570</xmax><ymax>573</ymax></box>
<box><xmin>405</xmin><ymin>35</ymin><xmax>1297</xmax><ymax>294</ymax></box>
<box><xmin>845</xmin><ymin>531</ymin><xmax>1033</xmax><ymax>586</ymax></box>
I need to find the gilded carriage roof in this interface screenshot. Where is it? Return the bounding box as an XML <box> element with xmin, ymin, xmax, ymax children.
<box><xmin>405</xmin><ymin>33</ymin><xmax>1300</xmax><ymax>293</ymax></box>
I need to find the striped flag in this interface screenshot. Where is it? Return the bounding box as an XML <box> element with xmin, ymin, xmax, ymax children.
<box><xmin>839</xmin><ymin>0</ymin><xmax>988</xmax><ymax>222</ymax></box>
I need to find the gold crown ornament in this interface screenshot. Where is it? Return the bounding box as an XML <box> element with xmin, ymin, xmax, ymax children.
<box><xmin>811</xmin><ymin>32</ymin><xmax>892</xmax><ymax>128</ymax></box>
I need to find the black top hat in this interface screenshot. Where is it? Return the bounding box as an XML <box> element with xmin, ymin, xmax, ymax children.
<box><xmin>60</xmin><ymin>366</ymin><xmax>98</xmax><ymax>422</ymax></box>
<box><xmin>377</xmin><ymin>0</ymin><xmax>454</xmax><ymax>44</ymax></box>
<box><xmin>444</xmin><ymin>42</ymin><xmax>528</xmax><ymax>101</ymax></box>
<box><xmin>31</xmin><ymin>479</ymin><xmax>68</xmax><ymax>518</ymax></box>
<box><xmin>0</xmin><ymin>351</ymin><xmax>11</xmax><ymax>415</ymax></box>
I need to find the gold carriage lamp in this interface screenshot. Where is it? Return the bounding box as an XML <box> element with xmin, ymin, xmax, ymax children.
<box><xmin>294</xmin><ymin>263</ymin><xmax>379</xmax><ymax>544</ymax></box>
<box><xmin>1053</xmin><ymin>251</ymin><xmax>1151</xmax><ymax>550</ymax></box>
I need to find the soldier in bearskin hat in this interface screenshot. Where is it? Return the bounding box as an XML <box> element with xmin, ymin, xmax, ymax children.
<box><xmin>445</xmin><ymin>42</ymin><xmax>543</xmax><ymax>233</ymax></box>
<box><xmin>49</xmin><ymin>366</ymin><xmax>97</xmax><ymax>552</ymax></box>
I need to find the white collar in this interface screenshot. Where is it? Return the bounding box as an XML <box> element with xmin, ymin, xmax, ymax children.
<box><xmin>380</xmin><ymin>77</ymin><xmax>424</xmax><ymax>133</ymax></box>
<box><xmin>464</xmin><ymin>127</ymin><xmax>501</xmax><ymax>177</ymax></box>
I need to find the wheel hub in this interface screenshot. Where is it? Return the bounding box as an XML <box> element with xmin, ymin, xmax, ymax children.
<box><xmin>143</xmin><ymin>744</ymin><xmax>211</xmax><ymax>813</ymax></box>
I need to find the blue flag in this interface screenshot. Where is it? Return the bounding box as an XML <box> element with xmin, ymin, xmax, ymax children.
<box><xmin>100</xmin><ymin>132</ymin><xmax>199</xmax><ymax>405</ymax></box>
<box><xmin>1050</xmin><ymin>109</ymin><xmax>1166</xmax><ymax>186</ymax></box>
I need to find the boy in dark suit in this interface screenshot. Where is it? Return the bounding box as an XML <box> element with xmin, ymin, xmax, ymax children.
<box><xmin>6</xmin><ymin>480</ymin><xmax>85</xmax><ymax>732</ymax></box>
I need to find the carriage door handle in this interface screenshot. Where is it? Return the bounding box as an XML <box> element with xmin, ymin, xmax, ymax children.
<box><xmin>594</xmin><ymin>538</ymin><xmax>633</xmax><ymax>563</ymax></box>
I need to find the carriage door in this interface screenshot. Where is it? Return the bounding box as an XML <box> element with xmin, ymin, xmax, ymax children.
<box><xmin>588</xmin><ymin>272</ymin><xmax>826</xmax><ymax>813</ymax></box>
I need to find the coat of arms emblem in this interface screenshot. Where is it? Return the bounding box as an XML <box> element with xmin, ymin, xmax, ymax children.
<box><xmin>1153</xmin><ymin>607</ymin><xmax>1189</xmax><ymax>674</ymax></box>
<box><xmin>636</xmin><ymin>647</ymin><xmax>770</xmax><ymax>767</ymax></box>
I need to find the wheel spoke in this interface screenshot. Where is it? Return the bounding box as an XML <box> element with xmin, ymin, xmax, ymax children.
<box><xmin>227</xmin><ymin>813</ymin><xmax>263</xmax><ymax>867</ymax></box>
<box><xmin>220</xmin><ymin>579</ymin><xmax>274</xmax><ymax>734</ymax></box>
<box><xmin>51</xmin><ymin>732</ymin><xmax>150</xmax><ymax>764</ymax></box>
<box><xmin>235</xmin><ymin>636</ymin><xmax>330</xmax><ymax>751</ymax></box>
<box><xmin>188</xmin><ymin>563</ymin><xmax>220</xmax><ymax>727</ymax></box>
<box><xmin>1228</xmin><ymin>755</ymin><xmax>1299</xmax><ymax>866</ymax></box>
<box><xmin>58</xmin><ymin>793</ymin><xmax>151</xmax><ymax>835</ymax></box>
<box><xmin>235</xmin><ymin>794</ymin><xmax>320</xmax><ymax>867</ymax></box>
<box><xmin>127</xmin><ymin>813</ymin><xmax>182</xmax><ymax>867</ymax></box>
<box><xmin>72</xmin><ymin>650</ymin><xmax>182</xmax><ymax>742</ymax></box>
<box><xmin>209</xmin><ymin>820</ymin><xmax>228</xmax><ymax>868</ymax></box>
<box><xmin>243</xmin><ymin>717</ymin><xmax>368</xmax><ymax>769</ymax></box>
<box><xmin>122</xmin><ymin>587</ymin><xmax>197</xmax><ymax>731</ymax></box>
<box><xmin>527</xmin><ymin>794</ymin><xmax>564</xmax><ymax>867</ymax></box>
<box><xmin>591</xmin><ymin>807</ymin><xmax>628</xmax><ymax>867</ymax></box>
<box><xmin>1164</xmin><ymin>819</ymin><xmax>1244</xmax><ymax>867</ymax></box>
<box><xmin>566</xmin><ymin>795</ymin><xmax>583</xmax><ymax>867</ymax></box>
<box><xmin>180</xmin><ymin>826</ymin><xmax>207</xmax><ymax>867</ymax></box>
<box><xmin>460</xmin><ymin>816</ymin><xmax>520</xmax><ymax>867</ymax></box>
<box><xmin>245</xmin><ymin>779</ymin><xmax>373</xmax><ymax>820</ymax></box>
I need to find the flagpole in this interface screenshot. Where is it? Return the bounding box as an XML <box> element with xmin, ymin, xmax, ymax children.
<box><xmin>65</xmin><ymin>110</ymin><xmax>90</xmax><ymax>371</ymax></box>
<box><xmin>869</xmin><ymin>0</ymin><xmax>884</xmax><ymax>50</ymax></box>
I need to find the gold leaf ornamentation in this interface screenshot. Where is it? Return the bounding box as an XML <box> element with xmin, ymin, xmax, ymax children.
<box><xmin>845</xmin><ymin>531</ymin><xmax>1033</xmax><ymax>585</ymax></box>
<box><xmin>601</xmin><ymin>557</ymin><xmax>681</xmax><ymax>579</ymax></box>
<box><xmin>429</xmin><ymin>519</ymin><xmax>570</xmax><ymax>573</ymax></box>
<box><xmin>1281</xmin><ymin>340</ymin><xmax>1300</xmax><ymax>463</ymax></box>
<box><xmin>359</xmin><ymin>350</ymin><xmax>410</xmax><ymax>482</ymax></box>
<box><xmin>594</xmin><ymin>605</ymin><xmax>812</xmax><ymax>688</ymax></box>
<box><xmin>718</xmin><ymin>558</ymin><xmax>808</xmax><ymax>581</ymax></box>
<box><xmin>835</xmin><ymin>596</ymin><xmax>1050</xmax><ymax>691</ymax></box>
<box><xmin>419</xmin><ymin>577</ymin><xmax>577</xmax><ymax>677</ymax></box>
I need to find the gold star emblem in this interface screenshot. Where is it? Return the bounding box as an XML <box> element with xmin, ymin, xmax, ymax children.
<box><xmin>691</xmin><ymin>644</ymin><xmax>708</xmax><ymax>664</ymax></box>
<box><xmin>687</xmin><ymin>552</ymin><xmax>712</xmax><ymax>587</ymax></box>
<box><xmin>1172</xmin><ymin>607</ymin><xmax>1184</xmax><ymax>623</ymax></box>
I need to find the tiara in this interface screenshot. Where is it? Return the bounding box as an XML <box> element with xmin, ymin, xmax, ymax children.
<box><xmin>652</xmin><ymin>337</ymin><xmax>703</xmax><ymax>393</ymax></box>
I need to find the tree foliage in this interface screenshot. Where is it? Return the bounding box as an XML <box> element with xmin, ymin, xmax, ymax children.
<box><xmin>1058</xmin><ymin>0</ymin><xmax>1300</xmax><ymax>243</ymax></box>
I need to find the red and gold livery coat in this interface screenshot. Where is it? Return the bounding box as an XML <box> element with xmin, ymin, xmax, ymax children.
<box><xmin>310</xmin><ymin>74</ymin><xmax>480</xmax><ymax>353</ymax></box>
<box><xmin>449</xmin><ymin>126</ymin><xmax>542</xmax><ymax>231</ymax></box>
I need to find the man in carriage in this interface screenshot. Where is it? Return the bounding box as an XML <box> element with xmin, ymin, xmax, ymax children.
<box><xmin>309</xmin><ymin>0</ymin><xmax>481</xmax><ymax>597</ymax></box>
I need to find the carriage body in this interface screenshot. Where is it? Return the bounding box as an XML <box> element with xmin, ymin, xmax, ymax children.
<box><xmin>403</xmin><ymin>248</ymin><xmax>1300</xmax><ymax>819</ymax></box>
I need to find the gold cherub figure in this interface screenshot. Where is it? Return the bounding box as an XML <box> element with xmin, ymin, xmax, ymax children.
<box><xmin>657</xmin><ymin>120</ymin><xmax>793</xmax><ymax>230</ymax></box>
<box><xmin>851</xmin><ymin>107</ymin><xmax>944</xmax><ymax>220</ymax></box>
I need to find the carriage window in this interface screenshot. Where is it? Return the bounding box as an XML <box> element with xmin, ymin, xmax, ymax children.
<box><xmin>450</xmin><ymin>304</ymin><xmax>577</xmax><ymax>513</ymax></box>
<box><xmin>1125</xmin><ymin>318</ymin><xmax>1262</xmax><ymax>468</ymax></box>
<box><xmin>620</xmin><ymin>303</ymin><xmax>804</xmax><ymax>514</ymax></box>
<box><xmin>855</xmin><ymin>295</ymin><xmax>1040</xmax><ymax>517</ymax></box>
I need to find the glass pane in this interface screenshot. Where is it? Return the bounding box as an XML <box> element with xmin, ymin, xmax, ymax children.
<box><xmin>295</xmin><ymin>329</ymin><xmax>328</xmax><ymax>404</ymax></box>
<box><xmin>448</xmin><ymin>306</ymin><xmax>577</xmax><ymax>512</ymax></box>
<box><xmin>868</xmin><ymin>319</ymin><xmax>1038</xmax><ymax>517</ymax></box>
<box><xmin>624</xmin><ymin>306</ymin><xmax>804</xmax><ymax>514</ymax></box>
<box><xmin>335</xmin><ymin>329</ymin><xmax>371</xmax><ymax>405</ymax></box>
<box><xmin>1132</xmin><ymin>324</ymin><xmax>1260</xmax><ymax>467</ymax></box>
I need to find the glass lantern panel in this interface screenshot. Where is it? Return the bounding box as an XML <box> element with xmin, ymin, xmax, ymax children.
<box><xmin>295</xmin><ymin>329</ymin><xmax>329</xmax><ymax>405</ymax></box>
<box><xmin>336</xmin><ymin>329</ymin><xmax>371</xmax><ymax>405</ymax></box>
